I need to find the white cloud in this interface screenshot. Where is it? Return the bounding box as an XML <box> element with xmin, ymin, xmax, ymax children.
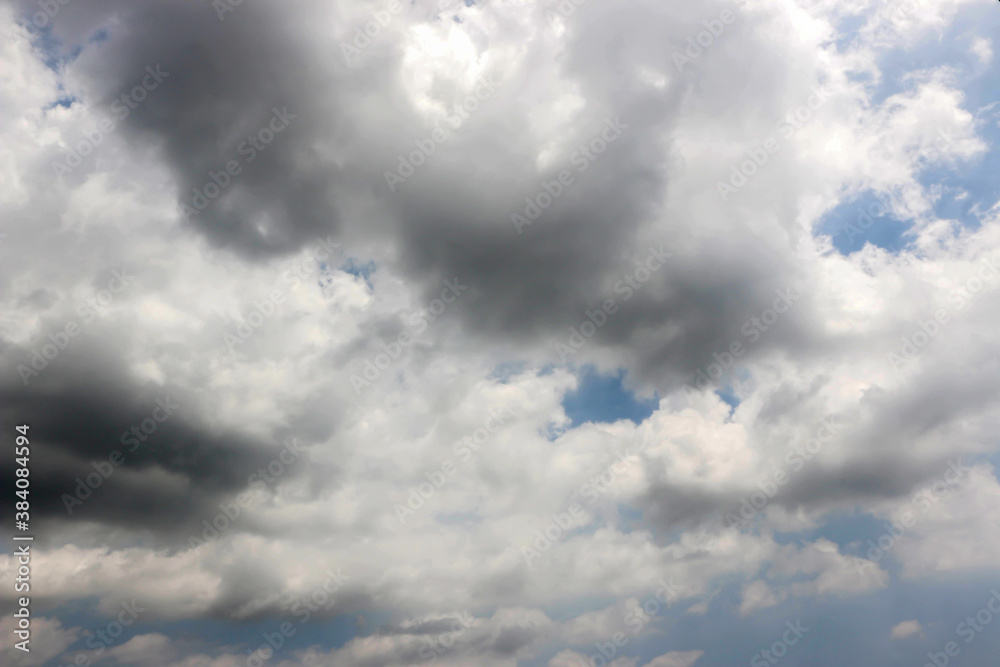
<box><xmin>971</xmin><ymin>37</ymin><xmax>993</xmax><ymax>64</ymax></box>
<box><xmin>0</xmin><ymin>616</ymin><xmax>80</xmax><ymax>667</ymax></box>
<box><xmin>740</xmin><ymin>579</ymin><xmax>784</xmax><ymax>615</ymax></box>
<box><xmin>890</xmin><ymin>619</ymin><xmax>923</xmax><ymax>639</ymax></box>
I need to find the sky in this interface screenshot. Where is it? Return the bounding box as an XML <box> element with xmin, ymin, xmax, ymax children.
<box><xmin>1</xmin><ymin>0</ymin><xmax>1000</xmax><ymax>666</ymax></box>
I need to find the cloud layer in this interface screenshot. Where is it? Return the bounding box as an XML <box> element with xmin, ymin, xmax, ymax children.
<box><xmin>1</xmin><ymin>0</ymin><xmax>1000</xmax><ymax>665</ymax></box>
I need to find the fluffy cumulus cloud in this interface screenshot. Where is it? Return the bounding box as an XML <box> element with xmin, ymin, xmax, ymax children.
<box><xmin>1</xmin><ymin>0</ymin><xmax>999</xmax><ymax>665</ymax></box>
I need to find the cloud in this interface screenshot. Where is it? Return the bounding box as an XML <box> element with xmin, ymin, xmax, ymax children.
<box><xmin>643</xmin><ymin>651</ymin><xmax>705</xmax><ymax>667</ymax></box>
<box><xmin>1</xmin><ymin>0</ymin><xmax>999</xmax><ymax>664</ymax></box>
<box><xmin>0</xmin><ymin>616</ymin><xmax>80</xmax><ymax>667</ymax></box>
<box><xmin>104</xmin><ymin>633</ymin><xmax>177</xmax><ymax>666</ymax></box>
<box><xmin>549</xmin><ymin>651</ymin><xmax>637</xmax><ymax>667</ymax></box>
<box><xmin>890</xmin><ymin>620</ymin><xmax>923</xmax><ymax>640</ymax></box>
<box><xmin>971</xmin><ymin>37</ymin><xmax>993</xmax><ymax>64</ymax></box>
<box><xmin>740</xmin><ymin>580</ymin><xmax>783</xmax><ymax>616</ymax></box>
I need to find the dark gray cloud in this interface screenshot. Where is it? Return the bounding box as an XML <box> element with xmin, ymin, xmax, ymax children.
<box><xmin>0</xmin><ymin>332</ymin><xmax>307</xmax><ymax>542</ymax></box>
<box><xmin>13</xmin><ymin>0</ymin><xmax>830</xmax><ymax>396</ymax></box>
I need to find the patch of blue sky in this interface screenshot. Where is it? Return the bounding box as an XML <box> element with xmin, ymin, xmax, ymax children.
<box><xmin>830</xmin><ymin>13</ymin><xmax>868</xmax><ymax>52</ymax></box>
<box><xmin>815</xmin><ymin>4</ymin><xmax>1000</xmax><ymax>246</ymax></box>
<box><xmin>859</xmin><ymin>6</ymin><xmax>1000</xmax><ymax>229</ymax></box>
<box><xmin>608</xmin><ymin>574</ymin><xmax>1000</xmax><ymax>667</ymax></box>
<box><xmin>489</xmin><ymin>360</ymin><xmax>527</xmax><ymax>383</ymax></box>
<box><xmin>863</xmin><ymin>5</ymin><xmax>995</xmax><ymax>107</ymax></box>
<box><xmin>775</xmin><ymin>509</ymin><xmax>886</xmax><ymax>551</ymax></box>
<box><xmin>715</xmin><ymin>385</ymin><xmax>741</xmax><ymax>412</ymax></box>
<box><xmin>340</xmin><ymin>258</ymin><xmax>376</xmax><ymax>287</ymax></box>
<box><xmin>614</xmin><ymin>504</ymin><xmax>644</xmax><ymax>533</ymax></box>
<box><xmin>133</xmin><ymin>609</ymin><xmax>363</xmax><ymax>662</ymax></box>
<box><xmin>987</xmin><ymin>453</ymin><xmax>1000</xmax><ymax>482</ymax></box>
<box><xmin>561</xmin><ymin>367</ymin><xmax>657</xmax><ymax>428</ymax></box>
<box><xmin>20</xmin><ymin>25</ymin><xmax>69</xmax><ymax>72</ymax></box>
<box><xmin>37</xmin><ymin>597</ymin><xmax>375</xmax><ymax>667</ymax></box>
<box><xmin>816</xmin><ymin>191</ymin><xmax>915</xmax><ymax>255</ymax></box>
<box><xmin>46</xmin><ymin>95</ymin><xmax>76</xmax><ymax>110</ymax></box>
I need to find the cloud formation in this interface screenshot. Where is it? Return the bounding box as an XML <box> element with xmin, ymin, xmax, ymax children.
<box><xmin>1</xmin><ymin>0</ymin><xmax>1000</xmax><ymax>665</ymax></box>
